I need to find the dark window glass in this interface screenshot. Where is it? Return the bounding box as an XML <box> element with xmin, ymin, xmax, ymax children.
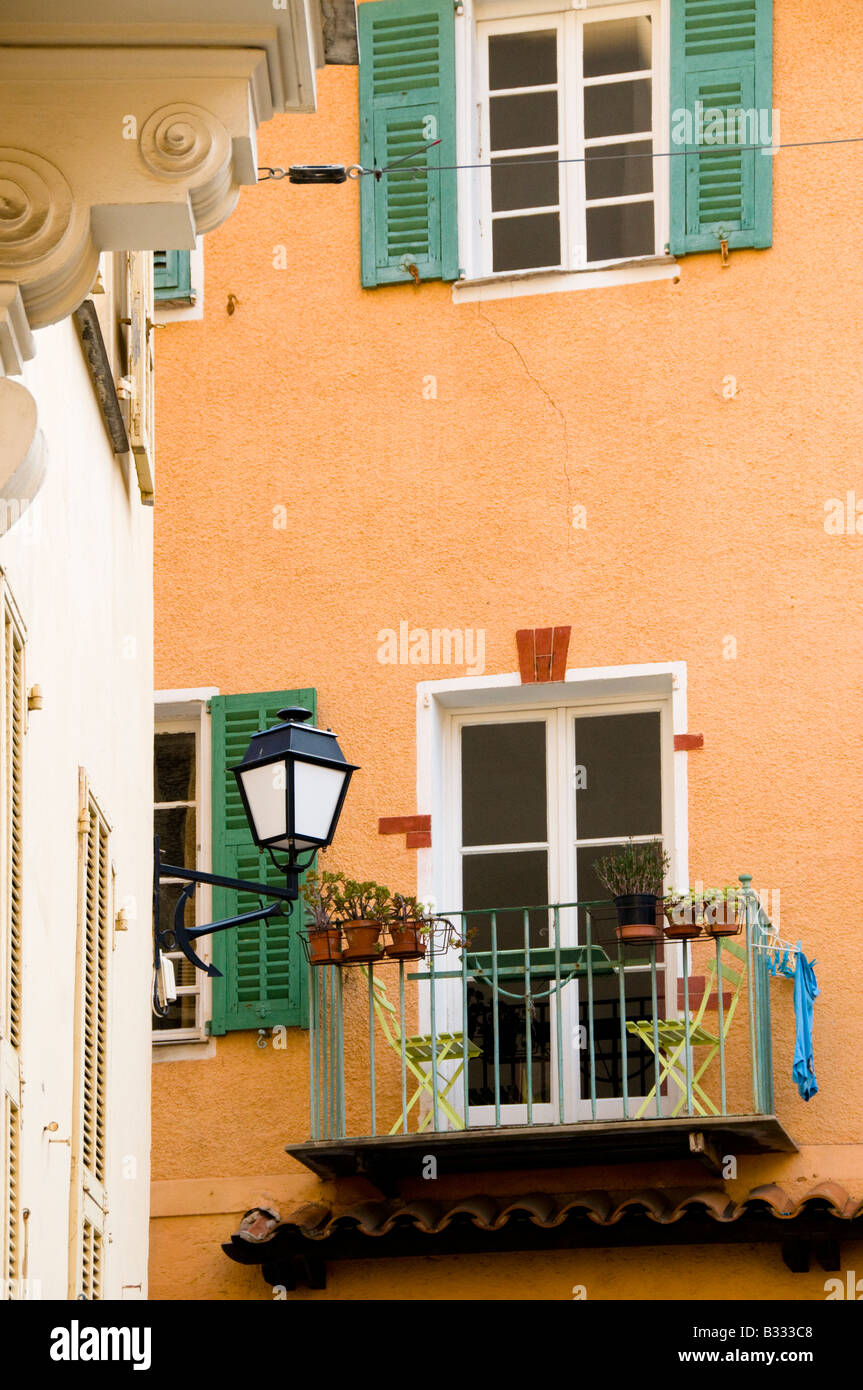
<box><xmin>463</xmin><ymin>848</ymin><xmax>550</xmax><ymax>1106</ymax></box>
<box><xmin>585</xmin><ymin>140</ymin><xmax>654</xmax><ymax>200</ymax></box>
<box><xmin>586</xmin><ymin>199</ymin><xmax>655</xmax><ymax>261</ymax></box>
<box><xmin>152</xmin><ymin>990</ymin><xmax>199</xmax><ymax>1032</ymax></box>
<box><xmin>493</xmin><ymin>213</ymin><xmax>561</xmax><ymax>271</ymax></box>
<box><xmin>154</xmin><ymin>731</ymin><xmax>195</xmax><ymax>802</ymax></box>
<box><xmin>489</xmin><ymin>31</ymin><xmax>557</xmax><ymax>90</ymax></box>
<box><xmin>462</xmin><ymin>722</ymin><xmax>547</xmax><ymax>846</ymax></box>
<box><xmin>576</xmin><ymin>842</ymin><xmax>665</xmax><ymax>960</ymax></box>
<box><xmin>583</xmin><ymin>17</ymin><xmax>652</xmax><ymax>79</ymax></box>
<box><xmin>462</xmin><ymin>849</ymin><xmax>549</xmax><ymax>951</ymax></box>
<box><xmin>584</xmin><ymin>78</ymin><xmax>652</xmax><ymax>140</ymax></box>
<box><xmin>154</xmin><ymin>806</ymin><xmax>196</xmax><ymax>867</ymax></box>
<box><xmin>575</xmin><ymin>712</ymin><xmax>662</xmax><ymax>839</ymax></box>
<box><xmin>157</xmin><ymin>881</ymin><xmax>196</xmax><ymax>934</ymax></box>
<box><xmin>490</xmin><ymin>91</ymin><xmax>558</xmax><ymax>151</ymax></box>
<box><xmin>491</xmin><ymin>153</ymin><xmax>559</xmax><ymax>212</ymax></box>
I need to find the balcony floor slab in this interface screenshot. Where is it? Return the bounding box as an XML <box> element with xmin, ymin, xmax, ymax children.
<box><xmin>285</xmin><ymin>1114</ymin><xmax>797</xmax><ymax>1190</ymax></box>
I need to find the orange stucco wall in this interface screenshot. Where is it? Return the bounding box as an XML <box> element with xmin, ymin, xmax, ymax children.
<box><xmin>151</xmin><ymin>0</ymin><xmax>863</xmax><ymax>1300</ymax></box>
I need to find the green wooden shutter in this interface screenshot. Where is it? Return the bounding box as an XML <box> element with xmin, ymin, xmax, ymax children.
<box><xmin>358</xmin><ymin>0</ymin><xmax>458</xmax><ymax>286</ymax></box>
<box><xmin>669</xmin><ymin>0</ymin><xmax>773</xmax><ymax>255</ymax></box>
<box><xmin>153</xmin><ymin>250</ymin><xmax>193</xmax><ymax>304</ymax></box>
<box><xmin>209</xmin><ymin>689</ymin><xmax>315</xmax><ymax>1034</ymax></box>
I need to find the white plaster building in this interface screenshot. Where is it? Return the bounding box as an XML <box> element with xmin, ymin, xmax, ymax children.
<box><xmin>0</xmin><ymin>1</ymin><xmax>356</xmax><ymax>1299</ymax></box>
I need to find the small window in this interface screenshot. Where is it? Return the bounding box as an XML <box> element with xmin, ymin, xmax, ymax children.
<box><xmin>477</xmin><ymin>2</ymin><xmax>665</xmax><ymax>275</ymax></box>
<box><xmin>153</xmin><ymin>719</ymin><xmax>208</xmax><ymax>1041</ymax></box>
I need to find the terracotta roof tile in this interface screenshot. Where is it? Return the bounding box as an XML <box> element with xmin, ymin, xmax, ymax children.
<box><xmin>245</xmin><ymin>1182</ymin><xmax>861</xmax><ymax>1243</ymax></box>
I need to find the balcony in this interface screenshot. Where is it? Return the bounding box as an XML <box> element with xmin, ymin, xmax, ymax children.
<box><xmin>285</xmin><ymin>881</ymin><xmax>796</xmax><ymax>1190</ymax></box>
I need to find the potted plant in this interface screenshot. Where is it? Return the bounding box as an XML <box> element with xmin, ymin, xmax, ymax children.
<box><xmin>594</xmin><ymin>840</ymin><xmax>670</xmax><ymax>941</ymax></box>
<box><xmin>703</xmin><ymin>884</ymin><xmax>743</xmax><ymax>937</ymax></box>
<box><xmin>663</xmin><ymin>888</ymin><xmax>704</xmax><ymax>941</ymax></box>
<box><xmin>385</xmin><ymin>894</ymin><xmax>430</xmax><ymax>960</ymax></box>
<box><xmin>300</xmin><ymin>869</ymin><xmax>343</xmax><ymax>965</ymax></box>
<box><xmin>333</xmin><ymin>877</ymin><xmax>390</xmax><ymax>962</ymax></box>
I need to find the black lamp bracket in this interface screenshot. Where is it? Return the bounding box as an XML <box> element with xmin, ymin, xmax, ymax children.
<box><xmin>153</xmin><ymin>836</ymin><xmax>315</xmax><ymax>1010</ymax></box>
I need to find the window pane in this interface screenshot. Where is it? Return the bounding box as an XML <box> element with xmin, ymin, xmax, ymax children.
<box><xmin>462</xmin><ymin>722</ymin><xmax>547</xmax><ymax>846</ymax></box>
<box><xmin>492</xmin><ymin>154</ymin><xmax>559</xmax><ymax>212</ymax></box>
<box><xmin>153</xmin><ymin>993</ymin><xmax>198</xmax><ymax>1032</ymax></box>
<box><xmin>579</xmin><ymin>970</ymin><xmax>661</xmax><ymax>1099</ymax></box>
<box><xmin>154</xmin><ymin>806</ymin><xmax>197</xmax><ymax>866</ymax></box>
<box><xmin>576</xmin><ymin>843</ymin><xmax>664</xmax><ymax>963</ymax></box>
<box><xmin>158</xmin><ymin>881</ymin><xmax>196</xmax><ymax>933</ymax></box>
<box><xmin>493</xmin><ymin>212</ymin><xmax>561</xmax><ymax>272</ymax></box>
<box><xmin>575</xmin><ymin>712</ymin><xmax>662</xmax><ymax>839</ymax></box>
<box><xmin>585</xmin><ymin>140</ymin><xmax>653</xmax><ymax>200</ymax></box>
<box><xmin>586</xmin><ymin>199</ymin><xmax>654</xmax><ymax>261</ymax></box>
<box><xmin>462</xmin><ymin>849</ymin><xmax>549</xmax><ymax>950</ymax></box>
<box><xmin>584</xmin><ymin>78</ymin><xmax>652</xmax><ymax>140</ymax></box>
<box><xmin>489</xmin><ymin>30</ymin><xmax>557</xmax><ymax>90</ymax></box>
<box><xmin>463</xmin><ymin>849</ymin><xmax>550</xmax><ymax>1107</ymax></box>
<box><xmin>154</xmin><ymin>731</ymin><xmax>195</xmax><ymax>802</ymax></box>
<box><xmin>490</xmin><ymin>91</ymin><xmax>558</xmax><ymax>151</ymax></box>
<box><xmin>583</xmin><ymin>17</ymin><xmax>652</xmax><ymax>79</ymax></box>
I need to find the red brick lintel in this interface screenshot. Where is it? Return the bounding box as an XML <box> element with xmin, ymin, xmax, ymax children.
<box><xmin>379</xmin><ymin>815</ymin><xmax>432</xmax><ymax>850</ymax></box>
<box><xmin>674</xmin><ymin>733</ymin><xmax>705</xmax><ymax>752</ymax></box>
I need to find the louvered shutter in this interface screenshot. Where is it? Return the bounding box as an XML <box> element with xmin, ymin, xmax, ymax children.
<box><xmin>209</xmin><ymin>690</ymin><xmax>316</xmax><ymax>1034</ymax></box>
<box><xmin>70</xmin><ymin>772</ymin><xmax>110</xmax><ymax>1298</ymax></box>
<box><xmin>358</xmin><ymin>0</ymin><xmax>458</xmax><ymax>286</ymax></box>
<box><xmin>153</xmin><ymin>250</ymin><xmax>193</xmax><ymax>304</ymax></box>
<box><xmin>669</xmin><ymin>0</ymin><xmax>773</xmax><ymax>255</ymax></box>
<box><xmin>126</xmin><ymin>252</ymin><xmax>155</xmax><ymax>503</ymax></box>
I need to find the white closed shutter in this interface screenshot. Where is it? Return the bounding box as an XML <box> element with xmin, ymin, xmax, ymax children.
<box><xmin>69</xmin><ymin>770</ymin><xmax>111</xmax><ymax>1299</ymax></box>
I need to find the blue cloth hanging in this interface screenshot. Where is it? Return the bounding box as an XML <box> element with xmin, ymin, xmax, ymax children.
<box><xmin>791</xmin><ymin>951</ymin><xmax>819</xmax><ymax>1101</ymax></box>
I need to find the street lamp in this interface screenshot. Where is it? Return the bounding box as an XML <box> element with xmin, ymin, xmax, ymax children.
<box><xmin>232</xmin><ymin>707</ymin><xmax>357</xmax><ymax>874</ymax></box>
<box><xmin>153</xmin><ymin>707</ymin><xmax>357</xmax><ymax>1004</ymax></box>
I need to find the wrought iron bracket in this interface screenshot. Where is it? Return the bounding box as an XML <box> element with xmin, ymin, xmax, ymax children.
<box><xmin>153</xmin><ymin>836</ymin><xmax>308</xmax><ymax>990</ymax></box>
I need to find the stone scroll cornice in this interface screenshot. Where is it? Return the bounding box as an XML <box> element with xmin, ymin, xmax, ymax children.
<box><xmin>0</xmin><ymin>47</ymin><xmax>275</xmax><ymax>328</ymax></box>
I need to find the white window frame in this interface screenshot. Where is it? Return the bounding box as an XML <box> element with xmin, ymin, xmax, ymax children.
<box><xmin>416</xmin><ymin>660</ymin><xmax>689</xmax><ymax>1126</ymax></box>
<box><xmin>153</xmin><ymin>692</ymin><xmax>216</xmax><ymax>1049</ymax></box>
<box><xmin>456</xmin><ymin>0</ymin><xmax>674</xmax><ymax>297</ymax></box>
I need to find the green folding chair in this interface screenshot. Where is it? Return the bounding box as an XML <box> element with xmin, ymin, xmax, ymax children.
<box><xmin>626</xmin><ymin>938</ymin><xmax>748</xmax><ymax>1118</ymax></box>
<box><xmin>361</xmin><ymin>967</ymin><xmax>481</xmax><ymax>1133</ymax></box>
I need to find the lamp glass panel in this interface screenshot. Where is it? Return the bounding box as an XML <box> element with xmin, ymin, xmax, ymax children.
<box><xmin>238</xmin><ymin>762</ymin><xmax>287</xmax><ymax>842</ymax></box>
<box><xmin>292</xmin><ymin>760</ymin><xmax>347</xmax><ymax>845</ymax></box>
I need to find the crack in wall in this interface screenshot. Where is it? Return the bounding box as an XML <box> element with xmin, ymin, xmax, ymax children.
<box><xmin>476</xmin><ymin>305</ymin><xmax>576</xmax><ymax>542</ymax></box>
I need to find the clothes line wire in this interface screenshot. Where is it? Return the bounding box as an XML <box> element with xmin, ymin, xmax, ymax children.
<box><xmin>258</xmin><ymin>131</ymin><xmax>863</xmax><ymax>182</ymax></box>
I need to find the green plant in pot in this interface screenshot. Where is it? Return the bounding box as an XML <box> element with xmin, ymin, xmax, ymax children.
<box><xmin>594</xmin><ymin>840</ymin><xmax>670</xmax><ymax>941</ymax></box>
<box><xmin>300</xmin><ymin>869</ymin><xmax>343</xmax><ymax>965</ymax></box>
<box><xmin>385</xmin><ymin>893</ymin><xmax>430</xmax><ymax>960</ymax></box>
<box><xmin>703</xmin><ymin>884</ymin><xmax>743</xmax><ymax>937</ymax></box>
<box><xmin>332</xmin><ymin>876</ymin><xmax>390</xmax><ymax>962</ymax></box>
<box><xmin>663</xmin><ymin>888</ymin><xmax>704</xmax><ymax>941</ymax></box>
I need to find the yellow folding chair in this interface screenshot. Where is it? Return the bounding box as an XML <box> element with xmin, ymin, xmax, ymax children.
<box><xmin>626</xmin><ymin>938</ymin><xmax>748</xmax><ymax>1118</ymax></box>
<box><xmin>360</xmin><ymin>967</ymin><xmax>481</xmax><ymax>1133</ymax></box>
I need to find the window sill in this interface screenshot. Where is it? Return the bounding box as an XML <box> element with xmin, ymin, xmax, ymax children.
<box><xmin>451</xmin><ymin>255</ymin><xmax>679</xmax><ymax>304</ymax></box>
<box><xmin>152</xmin><ymin>1035</ymin><xmax>216</xmax><ymax>1062</ymax></box>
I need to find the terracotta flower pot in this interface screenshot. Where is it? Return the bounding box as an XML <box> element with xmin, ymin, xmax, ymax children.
<box><xmin>663</xmin><ymin>905</ymin><xmax>703</xmax><ymax>941</ymax></box>
<box><xmin>703</xmin><ymin>900</ymin><xmax>742</xmax><ymax>937</ymax></box>
<box><xmin>385</xmin><ymin>922</ymin><xmax>427</xmax><ymax>960</ymax></box>
<box><xmin>614</xmin><ymin>893</ymin><xmax>664</xmax><ymax>942</ymax></box>
<box><xmin>306</xmin><ymin>926</ymin><xmax>343</xmax><ymax>965</ymax></box>
<box><xmin>341</xmin><ymin>920</ymin><xmax>384</xmax><ymax>962</ymax></box>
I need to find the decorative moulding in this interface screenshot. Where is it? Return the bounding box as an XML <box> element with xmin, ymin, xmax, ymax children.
<box><xmin>0</xmin><ymin>47</ymin><xmax>276</xmax><ymax>327</ymax></box>
<box><xmin>0</xmin><ymin>283</ymin><xmax>35</xmax><ymax>375</ymax></box>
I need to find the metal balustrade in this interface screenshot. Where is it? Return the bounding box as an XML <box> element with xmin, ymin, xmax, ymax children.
<box><xmin>306</xmin><ymin>876</ymin><xmax>775</xmax><ymax>1142</ymax></box>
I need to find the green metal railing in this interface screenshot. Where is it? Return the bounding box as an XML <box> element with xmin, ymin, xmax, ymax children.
<box><xmin>307</xmin><ymin>875</ymin><xmax>775</xmax><ymax>1142</ymax></box>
